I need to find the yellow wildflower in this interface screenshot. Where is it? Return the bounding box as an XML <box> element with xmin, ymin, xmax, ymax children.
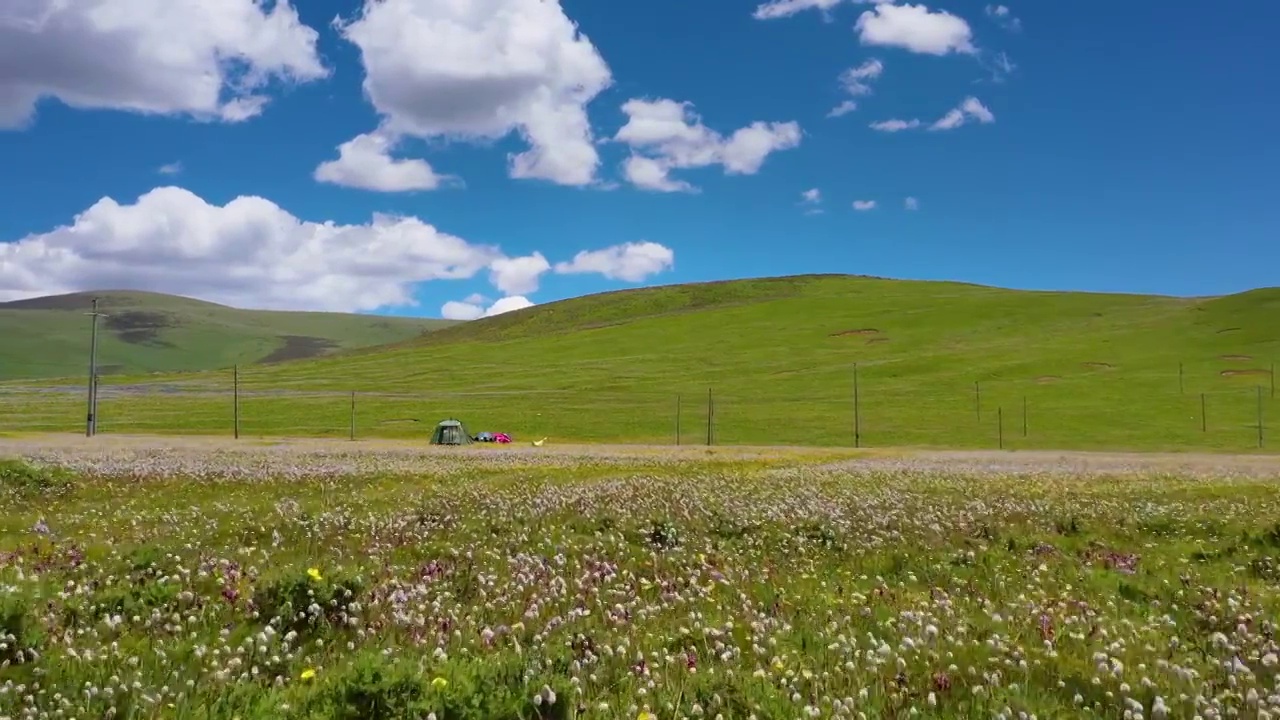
<box><xmin>307</xmin><ymin>567</ymin><xmax>322</xmax><ymax>581</ymax></box>
<box><xmin>300</xmin><ymin>668</ymin><xmax>317</xmax><ymax>681</ymax></box>
<box><xmin>431</xmin><ymin>677</ymin><xmax>448</xmax><ymax>690</ymax></box>
<box><xmin>638</xmin><ymin>712</ymin><xmax>655</xmax><ymax>720</ymax></box>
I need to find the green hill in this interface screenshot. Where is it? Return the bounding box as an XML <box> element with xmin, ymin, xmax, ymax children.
<box><xmin>1</xmin><ymin>274</ymin><xmax>1277</xmax><ymax>451</ymax></box>
<box><xmin>0</xmin><ymin>290</ymin><xmax>456</xmax><ymax>380</ymax></box>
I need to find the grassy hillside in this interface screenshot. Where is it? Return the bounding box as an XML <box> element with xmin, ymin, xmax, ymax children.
<box><xmin>0</xmin><ymin>290</ymin><xmax>456</xmax><ymax>380</ymax></box>
<box><xmin>1</xmin><ymin>274</ymin><xmax>1277</xmax><ymax>451</ymax></box>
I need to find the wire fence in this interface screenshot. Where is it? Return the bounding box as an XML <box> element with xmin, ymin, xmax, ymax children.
<box><xmin>0</xmin><ymin>360</ymin><xmax>1275</xmax><ymax>451</ymax></box>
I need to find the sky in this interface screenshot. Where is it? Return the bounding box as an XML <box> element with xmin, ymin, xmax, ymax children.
<box><xmin>1</xmin><ymin>0</ymin><xmax>1278</xmax><ymax>319</ymax></box>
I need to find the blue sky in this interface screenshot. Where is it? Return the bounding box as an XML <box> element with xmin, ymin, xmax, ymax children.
<box><xmin>1</xmin><ymin>0</ymin><xmax>1277</xmax><ymax>318</ymax></box>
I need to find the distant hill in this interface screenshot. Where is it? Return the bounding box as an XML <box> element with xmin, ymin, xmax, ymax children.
<box><xmin>1</xmin><ymin>275</ymin><xmax>1277</xmax><ymax>451</ymax></box>
<box><xmin>0</xmin><ymin>290</ymin><xmax>456</xmax><ymax>380</ymax></box>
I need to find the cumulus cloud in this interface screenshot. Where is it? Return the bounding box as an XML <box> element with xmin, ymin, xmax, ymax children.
<box><xmin>324</xmin><ymin>0</ymin><xmax>613</xmax><ymax>189</ymax></box>
<box><xmin>553</xmin><ymin>242</ymin><xmax>675</xmax><ymax>283</ymax></box>
<box><xmin>157</xmin><ymin>162</ymin><xmax>182</xmax><ymax>176</ymax></box>
<box><xmin>614</xmin><ymin>98</ymin><xmax>802</xmax><ymax>192</ymax></box>
<box><xmin>904</xmin><ymin>196</ymin><xmax>920</xmax><ymax>210</ymax></box>
<box><xmin>855</xmin><ymin>3</ymin><xmax>975</xmax><ymax>56</ymax></box>
<box><xmin>870</xmin><ymin>97</ymin><xmax>994</xmax><ymax>133</ymax></box>
<box><xmin>0</xmin><ymin>0</ymin><xmax>327</xmax><ymax>128</ymax></box>
<box><xmin>441</xmin><ymin>295</ymin><xmax>534</xmax><ymax>320</ymax></box>
<box><xmin>0</xmin><ymin>187</ymin><xmax>674</xmax><ymax>315</ymax></box>
<box><xmin>852</xmin><ymin>200</ymin><xmax>877</xmax><ymax>211</ymax></box>
<box><xmin>313</xmin><ymin>132</ymin><xmax>450</xmax><ymax>192</ymax></box>
<box><xmin>488</xmin><ymin>253</ymin><xmax>551</xmax><ymax>296</ymax></box>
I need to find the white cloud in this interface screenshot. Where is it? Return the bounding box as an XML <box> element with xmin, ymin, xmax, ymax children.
<box><xmin>828</xmin><ymin>59</ymin><xmax>884</xmax><ymax>118</ymax></box>
<box><xmin>157</xmin><ymin>162</ymin><xmax>182</xmax><ymax>175</ymax></box>
<box><xmin>855</xmin><ymin>3</ymin><xmax>975</xmax><ymax>56</ymax></box>
<box><xmin>441</xmin><ymin>295</ymin><xmax>534</xmax><ymax>320</ymax></box>
<box><xmin>904</xmin><ymin>196</ymin><xmax>920</xmax><ymax>210</ymax></box>
<box><xmin>870</xmin><ymin>97</ymin><xmax>993</xmax><ymax>133</ymax></box>
<box><xmin>838</xmin><ymin>59</ymin><xmax>885</xmax><ymax>97</ymax></box>
<box><xmin>313</xmin><ymin>132</ymin><xmax>450</xmax><ymax>192</ymax></box>
<box><xmin>614</xmin><ymin>98</ymin><xmax>802</xmax><ymax>192</ymax></box>
<box><xmin>827</xmin><ymin>100</ymin><xmax>859</xmax><ymax>118</ymax></box>
<box><xmin>621</xmin><ymin>155</ymin><xmax>694</xmax><ymax>194</ymax></box>
<box><xmin>752</xmin><ymin>0</ymin><xmax>891</xmax><ymax>19</ymax></box>
<box><xmin>985</xmin><ymin>4</ymin><xmax>1022</xmax><ymax>32</ymax></box>
<box><xmin>0</xmin><ymin>186</ymin><xmax>499</xmax><ymax>312</ymax></box>
<box><xmin>0</xmin><ymin>0</ymin><xmax>327</xmax><ymax>128</ymax></box>
<box><xmin>330</xmin><ymin>0</ymin><xmax>613</xmax><ymax>188</ymax></box>
<box><xmin>852</xmin><ymin>200</ymin><xmax>877</xmax><ymax>211</ymax></box>
<box><xmin>929</xmin><ymin>96</ymin><xmax>995</xmax><ymax>130</ymax></box>
<box><xmin>800</xmin><ymin>188</ymin><xmax>823</xmax><ymax>215</ymax></box>
<box><xmin>0</xmin><ymin>186</ymin><xmax>672</xmax><ymax>314</ymax></box>
<box><xmin>553</xmin><ymin>241</ymin><xmax>675</xmax><ymax>283</ymax></box>
<box><xmin>829</xmin><ymin>58</ymin><xmax>884</xmax><ymax>118</ymax></box>
<box><xmin>488</xmin><ymin>252</ymin><xmax>551</xmax><ymax>296</ymax></box>
<box><xmin>440</xmin><ymin>300</ymin><xmax>483</xmax><ymax>321</ymax></box>
<box><xmin>485</xmin><ymin>296</ymin><xmax>535</xmax><ymax>316</ymax></box>
<box><xmin>981</xmin><ymin>50</ymin><xmax>1017</xmax><ymax>83</ymax></box>
<box><xmin>752</xmin><ymin>0</ymin><xmax>843</xmax><ymax>20</ymax></box>
<box><xmin>869</xmin><ymin>118</ymin><xmax>921</xmax><ymax>132</ymax></box>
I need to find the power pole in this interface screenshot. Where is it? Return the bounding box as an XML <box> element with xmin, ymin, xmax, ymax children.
<box><xmin>85</xmin><ymin>297</ymin><xmax>107</xmax><ymax>437</ymax></box>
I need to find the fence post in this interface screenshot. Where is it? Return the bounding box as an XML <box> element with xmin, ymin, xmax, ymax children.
<box><xmin>998</xmin><ymin>406</ymin><xmax>1004</xmax><ymax>449</ymax></box>
<box><xmin>233</xmin><ymin>365</ymin><xmax>240</xmax><ymax>440</ymax></box>
<box><xmin>350</xmin><ymin>391</ymin><xmax>356</xmax><ymax>441</ymax></box>
<box><xmin>1200</xmin><ymin>392</ymin><xmax>1207</xmax><ymax>433</ymax></box>
<box><xmin>1179</xmin><ymin>362</ymin><xmax>1184</xmax><ymax>395</ymax></box>
<box><xmin>1021</xmin><ymin>395</ymin><xmax>1028</xmax><ymax>438</ymax></box>
<box><xmin>1259</xmin><ymin>385</ymin><xmax>1265</xmax><ymax>449</ymax></box>
<box><xmin>853</xmin><ymin>363</ymin><xmax>861</xmax><ymax>448</ymax></box>
<box><xmin>705</xmin><ymin>388</ymin><xmax>715</xmax><ymax>446</ymax></box>
<box><xmin>974</xmin><ymin>381</ymin><xmax>981</xmax><ymax>421</ymax></box>
<box><xmin>675</xmin><ymin>394</ymin><xmax>681</xmax><ymax>446</ymax></box>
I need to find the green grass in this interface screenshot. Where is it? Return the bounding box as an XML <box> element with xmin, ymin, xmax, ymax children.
<box><xmin>0</xmin><ymin>289</ymin><xmax>456</xmax><ymax>380</ymax></box>
<box><xmin>2</xmin><ymin>449</ymin><xmax>1279</xmax><ymax>719</ymax></box>
<box><xmin>2</xmin><ymin>274</ymin><xmax>1278</xmax><ymax>451</ymax></box>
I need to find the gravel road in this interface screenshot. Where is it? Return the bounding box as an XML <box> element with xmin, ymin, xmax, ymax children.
<box><xmin>2</xmin><ymin>433</ymin><xmax>1277</xmax><ymax>479</ymax></box>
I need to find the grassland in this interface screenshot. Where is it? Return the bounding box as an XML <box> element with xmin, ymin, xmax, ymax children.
<box><xmin>1</xmin><ymin>274</ymin><xmax>1278</xmax><ymax>451</ymax></box>
<box><xmin>0</xmin><ymin>290</ymin><xmax>455</xmax><ymax>380</ymax></box>
<box><xmin>2</xmin><ymin>437</ymin><xmax>1280</xmax><ymax>719</ymax></box>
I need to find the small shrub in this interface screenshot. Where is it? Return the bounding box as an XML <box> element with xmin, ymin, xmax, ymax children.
<box><xmin>646</xmin><ymin>519</ymin><xmax>680</xmax><ymax>549</ymax></box>
<box><xmin>0</xmin><ymin>595</ymin><xmax>42</xmax><ymax>664</ymax></box>
<box><xmin>0</xmin><ymin>459</ymin><xmax>73</xmax><ymax>496</ymax></box>
<box><xmin>254</xmin><ymin>568</ymin><xmax>365</xmax><ymax>635</ymax></box>
<box><xmin>291</xmin><ymin>654</ymin><xmax>572</xmax><ymax>720</ymax></box>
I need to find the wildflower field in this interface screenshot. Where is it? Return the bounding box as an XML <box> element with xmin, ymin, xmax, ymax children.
<box><xmin>3</xmin><ymin>438</ymin><xmax>1280</xmax><ymax>720</ymax></box>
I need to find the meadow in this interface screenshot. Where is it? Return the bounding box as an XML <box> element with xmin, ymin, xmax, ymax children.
<box><xmin>3</xmin><ymin>436</ymin><xmax>1280</xmax><ymax>719</ymax></box>
<box><xmin>2</xmin><ymin>275</ymin><xmax>1276</xmax><ymax>451</ymax></box>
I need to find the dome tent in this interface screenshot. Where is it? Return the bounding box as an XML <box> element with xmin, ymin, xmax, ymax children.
<box><xmin>429</xmin><ymin>418</ymin><xmax>473</xmax><ymax>445</ymax></box>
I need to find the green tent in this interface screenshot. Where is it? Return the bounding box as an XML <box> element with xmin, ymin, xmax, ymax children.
<box><xmin>429</xmin><ymin>418</ymin><xmax>473</xmax><ymax>445</ymax></box>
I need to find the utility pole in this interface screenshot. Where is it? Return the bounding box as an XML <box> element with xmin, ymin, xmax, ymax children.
<box><xmin>85</xmin><ymin>297</ymin><xmax>107</xmax><ymax>437</ymax></box>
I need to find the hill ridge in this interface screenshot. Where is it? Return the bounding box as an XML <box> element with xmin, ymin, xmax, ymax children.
<box><xmin>0</xmin><ymin>289</ymin><xmax>457</xmax><ymax>380</ymax></box>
